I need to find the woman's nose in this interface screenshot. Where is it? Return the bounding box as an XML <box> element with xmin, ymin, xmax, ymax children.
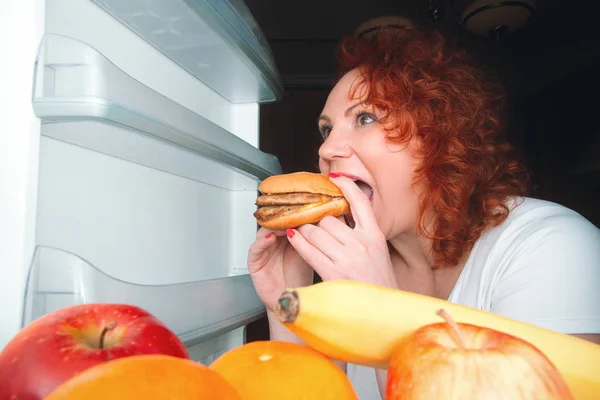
<box><xmin>318</xmin><ymin>128</ymin><xmax>352</xmax><ymax>161</ymax></box>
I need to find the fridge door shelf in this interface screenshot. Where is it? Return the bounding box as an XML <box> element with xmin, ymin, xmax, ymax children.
<box><xmin>89</xmin><ymin>0</ymin><xmax>283</xmax><ymax>104</ymax></box>
<box><xmin>23</xmin><ymin>246</ymin><xmax>265</xmax><ymax>346</ymax></box>
<box><xmin>32</xmin><ymin>33</ymin><xmax>281</xmax><ymax>184</ymax></box>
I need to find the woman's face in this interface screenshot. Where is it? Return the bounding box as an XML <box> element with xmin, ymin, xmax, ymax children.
<box><xmin>317</xmin><ymin>68</ymin><xmax>423</xmax><ymax>239</ymax></box>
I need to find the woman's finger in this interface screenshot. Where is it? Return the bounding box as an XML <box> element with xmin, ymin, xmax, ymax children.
<box><xmin>329</xmin><ymin>174</ymin><xmax>380</xmax><ymax>234</ymax></box>
<box><xmin>296</xmin><ymin>223</ymin><xmax>348</xmax><ymax>262</ymax></box>
<box><xmin>254</xmin><ymin>227</ymin><xmax>286</xmax><ymax>239</ymax></box>
<box><xmin>247</xmin><ymin>230</ymin><xmax>282</xmax><ymax>271</ymax></box>
<box><xmin>286</xmin><ymin>228</ymin><xmax>335</xmax><ymax>280</ymax></box>
<box><xmin>317</xmin><ymin>215</ymin><xmax>357</xmax><ymax>245</ymax></box>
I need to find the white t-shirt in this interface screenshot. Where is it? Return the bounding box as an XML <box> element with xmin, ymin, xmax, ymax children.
<box><xmin>347</xmin><ymin>197</ymin><xmax>600</xmax><ymax>399</ymax></box>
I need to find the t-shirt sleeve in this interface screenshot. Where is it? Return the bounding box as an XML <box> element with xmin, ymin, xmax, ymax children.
<box><xmin>489</xmin><ymin>209</ymin><xmax>600</xmax><ymax>335</ymax></box>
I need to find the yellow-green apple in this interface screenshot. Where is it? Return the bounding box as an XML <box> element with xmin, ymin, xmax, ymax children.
<box><xmin>386</xmin><ymin>309</ymin><xmax>574</xmax><ymax>400</ymax></box>
<box><xmin>0</xmin><ymin>303</ymin><xmax>188</xmax><ymax>400</ymax></box>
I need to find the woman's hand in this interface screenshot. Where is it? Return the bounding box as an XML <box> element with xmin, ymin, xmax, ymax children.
<box><xmin>286</xmin><ymin>174</ymin><xmax>398</xmax><ymax>290</ymax></box>
<box><xmin>247</xmin><ymin>227</ymin><xmax>315</xmax><ymax>312</ymax></box>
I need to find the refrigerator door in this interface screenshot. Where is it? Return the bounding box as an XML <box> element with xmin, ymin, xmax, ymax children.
<box><xmin>0</xmin><ymin>0</ymin><xmax>46</xmax><ymax>350</ymax></box>
<box><xmin>2</xmin><ymin>0</ymin><xmax>283</xmax><ymax>358</ymax></box>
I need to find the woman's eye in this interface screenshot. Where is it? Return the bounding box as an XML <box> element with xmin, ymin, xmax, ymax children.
<box><xmin>319</xmin><ymin>125</ymin><xmax>332</xmax><ymax>138</ymax></box>
<box><xmin>357</xmin><ymin>112</ymin><xmax>375</xmax><ymax>126</ymax></box>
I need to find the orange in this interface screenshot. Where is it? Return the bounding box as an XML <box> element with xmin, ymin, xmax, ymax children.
<box><xmin>45</xmin><ymin>354</ymin><xmax>242</xmax><ymax>399</ymax></box>
<box><xmin>210</xmin><ymin>340</ymin><xmax>358</xmax><ymax>399</ymax></box>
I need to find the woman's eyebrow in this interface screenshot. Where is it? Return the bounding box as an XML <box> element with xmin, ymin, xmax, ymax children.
<box><xmin>344</xmin><ymin>102</ymin><xmax>363</xmax><ymax>117</ymax></box>
<box><xmin>318</xmin><ymin>103</ymin><xmax>364</xmax><ymax>124</ymax></box>
<box><xmin>317</xmin><ymin>114</ymin><xmax>330</xmax><ymax>124</ymax></box>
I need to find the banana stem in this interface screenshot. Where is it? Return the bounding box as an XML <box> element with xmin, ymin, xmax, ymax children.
<box><xmin>275</xmin><ymin>290</ymin><xmax>300</xmax><ymax>323</ymax></box>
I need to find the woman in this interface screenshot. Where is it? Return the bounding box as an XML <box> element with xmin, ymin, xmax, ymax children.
<box><xmin>247</xmin><ymin>27</ymin><xmax>600</xmax><ymax>399</ymax></box>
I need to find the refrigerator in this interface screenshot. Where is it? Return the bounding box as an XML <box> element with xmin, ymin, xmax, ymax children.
<box><xmin>0</xmin><ymin>0</ymin><xmax>283</xmax><ymax>364</ymax></box>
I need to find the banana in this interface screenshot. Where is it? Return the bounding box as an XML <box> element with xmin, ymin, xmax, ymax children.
<box><xmin>274</xmin><ymin>280</ymin><xmax>600</xmax><ymax>399</ymax></box>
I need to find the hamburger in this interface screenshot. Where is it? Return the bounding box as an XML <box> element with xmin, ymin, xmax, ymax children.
<box><xmin>253</xmin><ymin>172</ymin><xmax>350</xmax><ymax>230</ymax></box>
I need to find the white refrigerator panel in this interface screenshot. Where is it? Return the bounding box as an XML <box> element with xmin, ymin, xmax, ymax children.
<box><xmin>37</xmin><ymin>135</ymin><xmax>239</xmax><ymax>285</ymax></box>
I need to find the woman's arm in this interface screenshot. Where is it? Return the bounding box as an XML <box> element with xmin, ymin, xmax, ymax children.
<box><xmin>267</xmin><ymin>309</ymin><xmax>303</xmax><ymax>344</ymax></box>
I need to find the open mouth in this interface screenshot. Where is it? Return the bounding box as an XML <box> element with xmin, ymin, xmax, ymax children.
<box><xmin>333</xmin><ymin>173</ymin><xmax>373</xmax><ymax>228</ymax></box>
<box><xmin>353</xmin><ymin>179</ymin><xmax>374</xmax><ymax>201</ymax></box>
<box><xmin>335</xmin><ymin>173</ymin><xmax>374</xmax><ymax>201</ymax></box>
<box><xmin>350</xmin><ymin>180</ymin><xmax>372</xmax><ymax>227</ymax></box>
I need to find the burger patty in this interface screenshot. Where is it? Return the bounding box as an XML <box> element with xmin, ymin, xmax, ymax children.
<box><xmin>255</xmin><ymin>192</ymin><xmax>336</xmax><ymax>206</ymax></box>
<box><xmin>253</xmin><ymin>204</ymin><xmax>305</xmax><ymax>221</ymax></box>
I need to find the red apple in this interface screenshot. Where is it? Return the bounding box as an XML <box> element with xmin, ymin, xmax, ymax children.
<box><xmin>0</xmin><ymin>303</ymin><xmax>189</xmax><ymax>400</ymax></box>
<box><xmin>386</xmin><ymin>309</ymin><xmax>574</xmax><ymax>400</ymax></box>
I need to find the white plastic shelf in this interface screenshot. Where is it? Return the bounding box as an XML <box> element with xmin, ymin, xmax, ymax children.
<box><xmin>22</xmin><ymin>246</ymin><xmax>265</xmax><ymax>346</ymax></box>
<box><xmin>32</xmin><ymin>33</ymin><xmax>281</xmax><ymax>184</ymax></box>
<box><xmin>89</xmin><ymin>0</ymin><xmax>283</xmax><ymax>104</ymax></box>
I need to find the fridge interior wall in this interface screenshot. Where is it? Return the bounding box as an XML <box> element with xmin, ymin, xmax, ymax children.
<box><xmin>2</xmin><ymin>0</ymin><xmax>283</xmax><ymax>359</ymax></box>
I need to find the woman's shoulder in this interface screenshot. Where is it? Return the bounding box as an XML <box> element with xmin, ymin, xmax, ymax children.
<box><xmin>505</xmin><ymin>196</ymin><xmax>589</xmax><ymax>218</ymax></box>
<box><xmin>451</xmin><ymin>196</ymin><xmax>600</xmax><ymax>317</ymax></box>
<box><xmin>465</xmin><ymin>195</ymin><xmax>600</xmax><ymax>287</ymax></box>
<box><xmin>490</xmin><ymin>196</ymin><xmax>599</xmax><ymax>242</ymax></box>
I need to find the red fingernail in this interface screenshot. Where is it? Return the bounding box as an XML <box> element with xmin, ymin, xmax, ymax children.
<box><xmin>286</xmin><ymin>228</ymin><xmax>295</xmax><ymax>238</ymax></box>
<box><xmin>329</xmin><ymin>173</ymin><xmax>341</xmax><ymax>178</ymax></box>
<box><xmin>265</xmin><ymin>233</ymin><xmax>274</xmax><ymax>239</ymax></box>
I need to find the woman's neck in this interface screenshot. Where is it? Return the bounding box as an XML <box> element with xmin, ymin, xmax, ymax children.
<box><xmin>388</xmin><ymin>231</ymin><xmax>434</xmax><ymax>271</ymax></box>
<box><xmin>388</xmin><ymin>233</ymin><xmax>465</xmax><ymax>300</ymax></box>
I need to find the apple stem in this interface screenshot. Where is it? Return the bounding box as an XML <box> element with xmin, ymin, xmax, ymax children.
<box><xmin>99</xmin><ymin>321</ymin><xmax>117</xmax><ymax>349</ymax></box>
<box><xmin>436</xmin><ymin>309</ymin><xmax>466</xmax><ymax>350</ymax></box>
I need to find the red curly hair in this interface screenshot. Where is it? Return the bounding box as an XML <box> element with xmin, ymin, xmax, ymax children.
<box><xmin>334</xmin><ymin>27</ymin><xmax>529</xmax><ymax>269</ymax></box>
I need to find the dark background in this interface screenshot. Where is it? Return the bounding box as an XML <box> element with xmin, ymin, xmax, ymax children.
<box><xmin>244</xmin><ymin>0</ymin><xmax>600</xmax><ymax>341</ymax></box>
